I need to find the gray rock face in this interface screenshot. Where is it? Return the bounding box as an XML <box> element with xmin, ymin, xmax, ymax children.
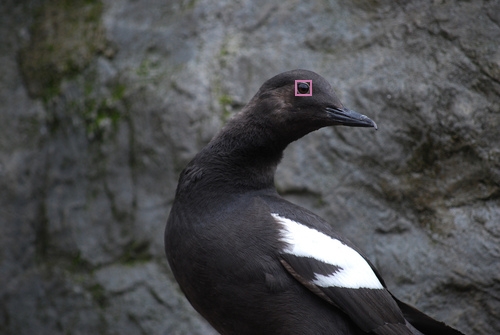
<box><xmin>1</xmin><ymin>0</ymin><xmax>499</xmax><ymax>334</ymax></box>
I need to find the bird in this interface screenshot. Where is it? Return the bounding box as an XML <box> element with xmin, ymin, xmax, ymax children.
<box><xmin>164</xmin><ymin>69</ymin><xmax>465</xmax><ymax>335</ymax></box>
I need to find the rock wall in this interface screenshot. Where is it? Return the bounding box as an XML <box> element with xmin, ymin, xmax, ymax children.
<box><xmin>1</xmin><ymin>0</ymin><xmax>499</xmax><ymax>334</ymax></box>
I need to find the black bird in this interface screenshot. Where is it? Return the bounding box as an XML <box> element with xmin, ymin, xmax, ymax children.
<box><xmin>165</xmin><ymin>69</ymin><xmax>464</xmax><ymax>335</ymax></box>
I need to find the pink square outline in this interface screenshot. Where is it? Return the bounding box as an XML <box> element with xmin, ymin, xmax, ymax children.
<box><xmin>295</xmin><ymin>80</ymin><xmax>313</xmax><ymax>96</ymax></box>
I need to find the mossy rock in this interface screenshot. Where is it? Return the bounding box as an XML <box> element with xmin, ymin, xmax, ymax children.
<box><xmin>18</xmin><ymin>0</ymin><xmax>107</xmax><ymax>101</ymax></box>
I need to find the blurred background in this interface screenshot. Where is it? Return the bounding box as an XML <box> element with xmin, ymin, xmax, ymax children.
<box><xmin>1</xmin><ymin>0</ymin><xmax>499</xmax><ymax>334</ymax></box>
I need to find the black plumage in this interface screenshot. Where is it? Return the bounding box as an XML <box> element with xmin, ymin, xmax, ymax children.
<box><xmin>164</xmin><ymin>69</ymin><xmax>464</xmax><ymax>335</ymax></box>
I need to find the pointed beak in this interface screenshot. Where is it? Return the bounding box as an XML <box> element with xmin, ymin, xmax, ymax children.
<box><xmin>325</xmin><ymin>107</ymin><xmax>378</xmax><ymax>130</ymax></box>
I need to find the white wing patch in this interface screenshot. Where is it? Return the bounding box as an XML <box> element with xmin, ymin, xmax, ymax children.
<box><xmin>271</xmin><ymin>213</ymin><xmax>383</xmax><ymax>290</ymax></box>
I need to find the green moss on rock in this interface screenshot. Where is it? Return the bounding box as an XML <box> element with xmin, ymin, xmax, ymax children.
<box><xmin>119</xmin><ymin>240</ymin><xmax>152</xmax><ymax>265</ymax></box>
<box><xmin>18</xmin><ymin>0</ymin><xmax>107</xmax><ymax>102</ymax></box>
<box><xmin>218</xmin><ymin>94</ymin><xmax>234</xmax><ymax>121</ymax></box>
<box><xmin>88</xmin><ymin>283</ymin><xmax>108</xmax><ymax>308</ymax></box>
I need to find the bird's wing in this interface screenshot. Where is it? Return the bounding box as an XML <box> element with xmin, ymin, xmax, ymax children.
<box><xmin>271</xmin><ymin>213</ymin><xmax>415</xmax><ymax>335</ymax></box>
<box><xmin>392</xmin><ymin>295</ymin><xmax>465</xmax><ymax>335</ymax></box>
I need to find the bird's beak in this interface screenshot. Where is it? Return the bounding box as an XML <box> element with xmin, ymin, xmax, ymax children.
<box><xmin>325</xmin><ymin>107</ymin><xmax>378</xmax><ymax>130</ymax></box>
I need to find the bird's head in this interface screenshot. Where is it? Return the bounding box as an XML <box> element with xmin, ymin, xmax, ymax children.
<box><xmin>239</xmin><ymin>69</ymin><xmax>377</xmax><ymax>140</ymax></box>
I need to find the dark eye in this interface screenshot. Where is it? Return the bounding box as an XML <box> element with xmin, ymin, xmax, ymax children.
<box><xmin>297</xmin><ymin>82</ymin><xmax>310</xmax><ymax>94</ymax></box>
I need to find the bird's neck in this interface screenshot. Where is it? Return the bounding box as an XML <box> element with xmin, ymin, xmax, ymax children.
<box><xmin>188</xmin><ymin>118</ymin><xmax>288</xmax><ymax>193</ymax></box>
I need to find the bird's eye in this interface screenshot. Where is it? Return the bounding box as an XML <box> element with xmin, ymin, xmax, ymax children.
<box><xmin>297</xmin><ymin>82</ymin><xmax>310</xmax><ymax>94</ymax></box>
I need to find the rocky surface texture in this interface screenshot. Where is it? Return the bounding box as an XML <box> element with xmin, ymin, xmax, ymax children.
<box><xmin>1</xmin><ymin>0</ymin><xmax>499</xmax><ymax>334</ymax></box>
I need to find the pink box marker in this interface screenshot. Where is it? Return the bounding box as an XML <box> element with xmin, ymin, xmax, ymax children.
<box><xmin>295</xmin><ymin>80</ymin><xmax>312</xmax><ymax>96</ymax></box>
